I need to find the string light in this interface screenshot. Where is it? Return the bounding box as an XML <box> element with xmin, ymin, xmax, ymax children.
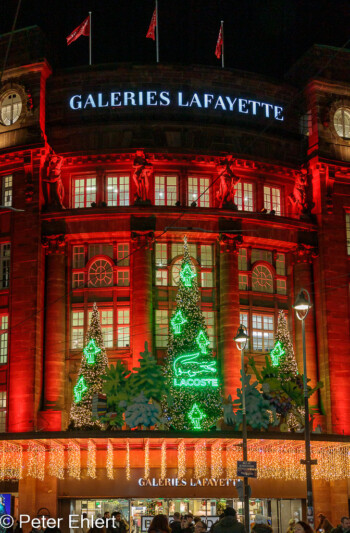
<box><xmin>144</xmin><ymin>439</ymin><xmax>150</xmax><ymax>479</ymax></box>
<box><xmin>211</xmin><ymin>440</ymin><xmax>223</xmax><ymax>478</ymax></box>
<box><xmin>107</xmin><ymin>440</ymin><xmax>114</xmax><ymax>480</ymax></box>
<box><xmin>87</xmin><ymin>440</ymin><xmax>96</xmax><ymax>478</ymax></box>
<box><xmin>49</xmin><ymin>442</ymin><xmax>64</xmax><ymax>479</ymax></box>
<box><xmin>226</xmin><ymin>441</ymin><xmax>241</xmax><ymax>479</ymax></box>
<box><xmin>178</xmin><ymin>440</ymin><xmax>186</xmax><ymax>479</ymax></box>
<box><xmin>27</xmin><ymin>441</ymin><xmax>45</xmax><ymax>480</ymax></box>
<box><xmin>161</xmin><ymin>441</ymin><xmax>167</xmax><ymax>479</ymax></box>
<box><xmin>67</xmin><ymin>441</ymin><xmax>80</xmax><ymax>479</ymax></box>
<box><xmin>194</xmin><ymin>440</ymin><xmax>207</xmax><ymax>479</ymax></box>
<box><xmin>126</xmin><ymin>440</ymin><xmax>130</xmax><ymax>480</ymax></box>
<box><xmin>0</xmin><ymin>442</ymin><xmax>22</xmax><ymax>480</ymax></box>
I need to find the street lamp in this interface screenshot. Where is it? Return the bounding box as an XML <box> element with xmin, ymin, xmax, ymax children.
<box><xmin>293</xmin><ymin>289</ymin><xmax>315</xmax><ymax>528</ymax></box>
<box><xmin>234</xmin><ymin>324</ymin><xmax>250</xmax><ymax>533</ymax></box>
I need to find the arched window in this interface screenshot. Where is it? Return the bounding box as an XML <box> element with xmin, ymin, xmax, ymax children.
<box><xmin>88</xmin><ymin>258</ymin><xmax>113</xmax><ymax>287</ymax></box>
<box><xmin>252</xmin><ymin>264</ymin><xmax>273</xmax><ymax>293</ymax></box>
<box><xmin>171</xmin><ymin>257</ymin><xmax>196</xmax><ymax>286</ymax></box>
<box><xmin>0</xmin><ymin>92</ymin><xmax>22</xmax><ymax>126</ymax></box>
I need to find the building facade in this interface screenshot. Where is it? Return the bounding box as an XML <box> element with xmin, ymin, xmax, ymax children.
<box><xmin>0</xmin><ymin>26</ymin><xmax>349</xmax><ymax>532</ymax></box>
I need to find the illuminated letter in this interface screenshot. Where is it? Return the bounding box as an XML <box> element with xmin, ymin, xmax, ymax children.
<box><xmin>147</xmin><ymin>91</ymin><xmax>158</xmax><ymax>105</ymax></box>
<box><xmin>70</xmin><ymin>95</ymin><xmax>82</xmax><ymax>110</ymax></box>
<box><xmin>225</xmin><ymin>96</ymin><xmax>237</xmax><ymax>111</ymax></box>
<box><xmin>238</xmin><ymin>99</ymin><xmax>249</xmax><ymax>114</ymax></box>
<box><xmin>124</xmin><ymin>92</ymin><xmax>136</xmax><ymax>105</ymax></box>
<box><xmin>84</xmin><ymin>94</ymin><xmax>96</xmax><ymax>108</ymax></box>
<box><xmin>187</xmin><ymin>379</ymin><xmax>194</xmax><ymax>386</ymax></box>
<box><xmin>138</xmin><ymin>92</ymin><xmax>144</xmax><ymax>105</ymax></box>
<box><xmin>260</xmin><ymin>102</ymin><xmax>274</xmax><ymax>118</ymax></box>
<box><xmin>160</xmin><ymin>91</ymin><xmax>170</xmax><ymax>106</ymax></box>
<box><xmin>189</xmin><ymin>93</ymin><xmax>202</xmax><ymax>108</ymax></box>
<box><xmin>98</xmin><ymin>93</ymin><xmax>109</xmax><ymax>107</ymax></box>
<box><xmin>111</xmin><ymin>92</ymin><xmax>122</xmax><ymax>106</ymax></box>
<box><xmin>178</xmin><ymin>92</ymin><xmax>189</xmax><ymax>107</ymax></box>
<box><xmin>138</xmin><ymin>478</ymin><xmax>146</xmax><ymax>486</ymax></box>
<box><xmin>204</xmin><ymin>94</ymin><xmax>214</xmax><ymax>108</ymax></box>
<box><xmin>214</xmin><ymin>96</ymin><xmax>226</xmax><ymax>110</ymax></box>
<box><xmin>274</xmin><ymin>106</ymin><xmax>284</xmax><ymax>121</ymax></box>
<box><xmin>248</xmin><ymin>100</ymin><xmax>260</xmax><ymax>115</ymax></box>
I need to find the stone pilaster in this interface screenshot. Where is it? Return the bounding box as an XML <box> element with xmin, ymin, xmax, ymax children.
<box><xmin>40</xmin><ymin>235</ymin><xmax>66</xmax><ymax>430</ymax></box>
<box><xmin>292</xmin><ymin>244</ymin><xmax>320</xmax><ymax>411</ymax></box>
<box><xmin>218</xmin><ymin>234</ymin><xmax>241</xmax><ymax>399</ymax></box>
<box><xmin>131</xmin><ymin>231</ymin><xmax>154</xmax><ymax>367</ymax></box>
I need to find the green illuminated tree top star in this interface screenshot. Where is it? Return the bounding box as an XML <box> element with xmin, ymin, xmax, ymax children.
<box><xmin>74</xmin><ymin>375</ymin><xmax>88</xmax><ymax>402</ymax></box>
<box><xmin>180</xmin><ymin>262</ymin><xmax>196</xmax><ymax>287</ymax></box>
<box><xmin>196</xmin><ymin>330</ymin><xmax>210</xmax><ymax>354</ymax></box>
<box><xmin>84</xmin><ymin>338</ymin><xmax>101</xmax><ymax>364</ymax></box>
<box><xmin>170</xmin><ymin>309</ymin><xmax>188</xmax><ymax>335</ymax></box>
<box><xmin>188</xmin><ymin>403</ymin><xmax>206</xmax><ymax>429</ymax></box>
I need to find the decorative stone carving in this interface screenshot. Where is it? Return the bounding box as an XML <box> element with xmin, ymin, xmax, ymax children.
<box><xmin>42</xmin><ymin>235</ymin><xmax>66</xmax><ymax>254</ymax></box>
<box><xmin>288</xmin><ymin>169</ymin><xmax>314</xmax><ymax>217</ymax></box>
<box><xmin>293</xmin><ymin>243</ymin><xmax>318</xmax><ymax>264</ymax></box>
<box><xmin>216</xmin><ymin>156</ymin><xmax>240</xmax><ymax>209</ymax></box>
<box><xmin>42</xmin><ymin>150</ymin><xmax>65</xmax><ymax>209</ymax></box>
<box><xmin>218</xmin><ymin>233</ymin><xmax>243</xmax><ymax>254</ymax></box>
<box><xmin>131</xmin><ymin>231</ymin><xmax>155</xmax><ymax>250</ymax></box>
<box><xmin>132</xmin><ymin>150</ymin><xmax>152</xmax><ymax>205</ymax></box>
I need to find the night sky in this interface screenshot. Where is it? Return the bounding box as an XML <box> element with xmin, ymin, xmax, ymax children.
<box><xmin>1</xmin><ymin>0</ymin><xmax>350</xmax><ymax>78</ymax></box>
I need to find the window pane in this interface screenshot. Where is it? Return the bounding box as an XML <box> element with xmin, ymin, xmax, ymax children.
<box><xmin>0</xmin><ymin>410</ymin><xmax>6</xmax><ymax>432</ymax></box>
<box><xmin>201</xmin><ymin>245</ymin><xmax>213</xmax><ymax>267</ymax></box>
<box><xmin>277</xmin><ymin>278</ymin><xmax>287</xmax><ymax>295</ymax></box>
<box><xmin>117</xmin><ymin>309</ymin><xmax>130</xmax><ymax>325</ymax></box>
<box><xmin>88</xmin><ymin>259</ymin><xmax>113</xmax><ymax>287</ymax></box>
<box><xmin>117</xmin><ymin>244</ymin><xmax>130</xmax><ymax>266</ymax></box>
<box><xmin>156</xmin><ymin>270</ymin><xmax>168</xmax><ymax>286</ymax></box>
<box><xmin>155</xmin><ymin>244</ymin><xmax>167</xmax><ymax>266</ymax></box>
<box><xmin>107</xmin><ymin>176</ymin><xmax>130</xmax><ymax>206</ymax></box>
<box><xmin>276</xmin><ymin>253</ymin><xmax>285</xmax><ymax>276</ymax></box>
<box><xmin>251</xmin><ymin>249</ymin><xmax>273</xmax><ymax>264</ymax></box>
<box><xmin>117</xmin><ymin>270</ymin><xmax>129</xmax><ymax>286</ymax></box>
<box><xmin>0</xmin><ymin>333</ymin><xmax>8</xmax><ymax>364</ymax></box>
<box><xmin>72</xmin><ymin>272</ymin><xmax>84</xmax><ymax>288</ymax></box>
<box><xmin>155</xmin><ymin>176</ymin><xmax>165</xmax><ymax>205</ymax></box>
<box><xmin>155</xmin><ymin>310</ymin><xmax>168</xmax><ymax>347</ymax></box>
<box><xmin>2</xmin><ymin>175</ymin><xmax>12</xmax><ymax>207</ymax></box>
<box><xmin>238</xmin><ymin>248</ymin><xmax>248</xmax><ymax>271</ymax></box>
<box><xmin>166</xmin><ymin>176</ymin><xmax>177</xmax><ymax>206</ymax></box>
<box><xmin>0</xmin><ymin>244</ymin><xmax>10</xmax><ymax>289</ymax></box>
<box><xmin>252</xmin><ymin>313</ymin><xmax>274</xmax><ymax>351</ymax></box>
<box><xmin>201</xmin><ymin>271</ymin><xmax>213</xmax><ymax>288</ymax></box>
<box><xmin>73</xmin><ymin>177</ymin><xmax>96</xmax><ymax>208</ymax></box>
<box><xmin>239</xmin><ymin>274</ymin><xmax>248</xmax><ymax>290</ymax></box>
<box><xmin>203</xmin><ymin>310</ymin><xmax>215</xmax><ymax>348</ymax></box>
<box><xmin>252</xmin><ymin>265</ymin><xmax>273</xmax><ymax>293</ymax></box>
<box><xmin>73</xmin><ymin>246</ymin><xmax>85</xmax><ymax>268</ymax></box>
<box><xmin>117</xmin><ymin>326</ymin><xmax>130</xmax><ymax>347</ymax></box>
<box><xmin>188</xmin><ymin>177</ymin><xmax>197</xmax><ymax>205</ymax></box>
<box><xmin>72</xmin><ymin>311</ymin><xmax>84</xmax><ymax>349</ymax></box>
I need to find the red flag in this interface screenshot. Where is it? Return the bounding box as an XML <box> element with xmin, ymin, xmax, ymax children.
<box><xmin>67</xmin><ymin>16</ymin><xmax>90</xmax><ymax>46</ymax></box>
<box><xmin>146</xmin><ymin>8</ymin><xmax>157</xmax><ymax>40</ymax></box>
<box><xmin>215</xmin><ymin>25</ymin><xmax>223</xmax><ymax>58</ymax></box>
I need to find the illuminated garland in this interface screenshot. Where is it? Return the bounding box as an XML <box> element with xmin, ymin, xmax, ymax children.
<box><xmin>87</xmin><ymin>440</ymin><xmax>96</xmax><ymax>479</ymax></box>
<box><xmin>177</xmin><ymin>440</ymin><xmax>186</xmax><ymax>479</ymax></box>
<box><xmin>161</xmin><ymin>441</ymin><xmax>167</xmax><ymax>479</ymax></box>
<box><xmin>107</xmin><ymin>440</ymin><xmax>114</xmax><ymax>480</ymax></box>
<box><xmin>226</xmin><ymin>442</ymin><xmax>241</xmax><ymax>479</ymax></box>
<box><xmin>0</xmin><ymin>442</ymin><xmax>22</xmax><ymax>480</ymax></box>
<box><xmin>194</xmin><ymin>440</ymin><xmax>207</xmax><ymax>479</ymax></box>
<box><xmin>126</xmin><ymin>440</ymin><xmax>130</xmax><ymax>480</ymax></box>
<box><xmin>144</xmin><ymin>439</ymin><xmax>150</xmax><ymax>479</ymax></box>
<box><xmin>49</xmin><ymin>442</ymin><xmax>64</xmax><ymax>479</ymax></box>
<box><xmin>27</xmin><ymin>441</ymin><xmax>45</xmax><ymax>480</ymax></box>
<box><xmin>163</xmin><ymin>237</ymin><xmax>223</xmax><ymax>430</ymax></box>
<box><xmin>270</xmin><ymin>341</ymin><xmax>285</xmax><ymax>367</ymax></box>
<box><xmin>211</xmin><ymin>440</ymin><xmax>223</xmax><ymax>478</ymax></box>
<box><xmin>67</xmin><ymin>441</ymin><xmax>80</xmax><ymax>479</ymax></box>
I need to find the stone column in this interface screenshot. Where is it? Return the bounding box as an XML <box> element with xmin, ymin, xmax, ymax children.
<box><xmin>131</xmin><ymin>231</ymin><xmax>154</xmax><ymax>367</ymax></box>
<box><xmin>218</xmin><ymin>234</ymin><xmax>241</xmax><ymax>399</ymax></box>
<box><xmin>292</xmin><ymin>245</ymin><xmax>319</xmax><ymax>398</ymax></box>
<box><xmin>40</xmin><ymin>235</ymin><xmax>66</xmax><ymax>430</ymax></box>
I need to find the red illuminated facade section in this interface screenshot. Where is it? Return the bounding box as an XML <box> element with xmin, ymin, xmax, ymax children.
<box><xmin>0</xmin><ymin>28</ymin><xmax>348</xmax><ymax>438</ymax></box>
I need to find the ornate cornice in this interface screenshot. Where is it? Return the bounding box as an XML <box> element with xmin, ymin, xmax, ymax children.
<box><xmin>218</xmin><ymin>233</ymin><xmax>243</xmax><ymax>254</ymax></box>
<box><xmin>42</xmin><ymin>234</ymin><xmax>66</xmax><ymax>254</ymax></box>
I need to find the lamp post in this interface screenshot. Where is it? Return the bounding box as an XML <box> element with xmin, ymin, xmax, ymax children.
<box><xmin>293</xmin><ymin>289</ymin><xmax>315</xmax><ymax>528</ymax></box>
<box><xmin>234</xmin><ymin>324</ymin><xmax>250</xmax><ymax>533</ymax></box>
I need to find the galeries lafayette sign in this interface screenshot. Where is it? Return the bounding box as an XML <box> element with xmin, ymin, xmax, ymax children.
<box><xmin>69</xmin><ymin>90</ymin><xmax>284</xmax><ymax>121</ymax></box>
<box><xmin>138</xmin><ymin>478</ymin><xmax>236</xmax><ymax>487</ymax></box>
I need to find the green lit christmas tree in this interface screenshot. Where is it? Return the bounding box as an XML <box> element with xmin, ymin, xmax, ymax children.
<box><xmin>272</xmin><ymin>311</ymin><xmax>299</xmax><ymax>377</ymax></box>
<box><xmin>70</xmin><ymin>302</ymin><xmax>109</xmax><ymax>429</ymax></box>
<box><xmin>163</xmin><ymin>236</ymin><xmax>222</xmax><ymax>430</ymax></box>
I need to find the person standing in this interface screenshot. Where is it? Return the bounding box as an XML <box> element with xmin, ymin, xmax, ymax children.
<box><xmin>330</xmin><ymin>518</ymin><xmax>350</xmax><ymax>533</ymax></box>
<box><xmin>212</xmin><ymin>508</ymin><xmax>245</xmax><ymax>533</ymax></box>
<box><xmin>251</xmin><ymin>515</ymin><xmax>272</xmax><ymax>533</ymax></box>
<box><xmin>170</xmin><ymin>513</ymin><xmax>182</xmax><ymax>533</ymax></box>
<box><xmin>316</xmin><ymin>515</ymin><xmax>333</xmax><ymax>533</ymax></box>
<box><xmin>294</xmin><ymin>521</ymin><xmax>314</xmax><ymax>533</ymax></box>
<box><xmin>148</xmin><ymin>515</ymin><xmax>171</xmax><ymax>533</ymax></box>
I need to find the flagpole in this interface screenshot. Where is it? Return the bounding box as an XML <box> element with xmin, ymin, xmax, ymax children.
<box><xmin>89</xmin><ymin>11</ymin><xmax>92</xmax><ymax>65</ymax></box>
<box><xmin>156</xmin><ymin>0</ymin><xmax>159</xmax><ymax>63</ymax></box>
<box><xmin>221</xmin><ymin>20</ymin><xmax>224</xmax><ymax>68</ymax></box>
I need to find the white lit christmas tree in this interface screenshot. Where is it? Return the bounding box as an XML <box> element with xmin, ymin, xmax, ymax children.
<box><xmin>271</xmin><ymin>311</ymin><xmax>299</xmax><ymax>377</ymax></box>
<box><xmin>70</xmin><ymin>302</ymin><xmax>109</xmax><ymax>429</ymax></box>
<box><xmin>163</xmin><ymin>236</ymin><xmax>222</xmax><ymax>430</ymax></box>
